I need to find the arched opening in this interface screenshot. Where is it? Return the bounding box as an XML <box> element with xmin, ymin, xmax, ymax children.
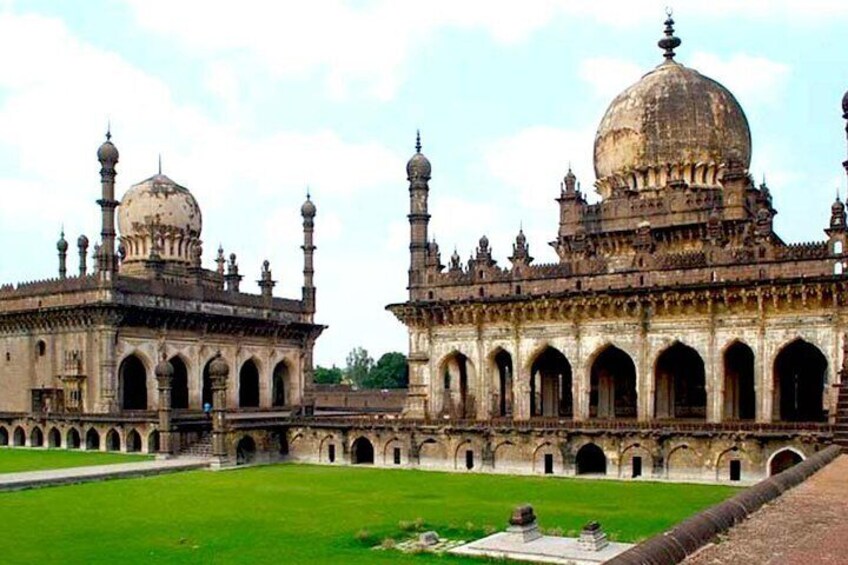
<box><xmin>239</xmin><ymin>359</ymin><xmax>260</xmax><ymax>408</ymax></box>
<box><xmin>769</xmin><ymin>449</ymin><xmax>804</xmax><ymax>475</ymax></box>
<box><xmin>12</xmin><ymin>426</ymin><xmax>25</xmax><ymax>446</ymax></box>
<box><xmin>30</xmin><ymin>427</ymin><xmax>44</xmax><ymax>447</ymax></box>
<box><xmin>66</xmin><ymin>428</ymin><xmax>81</xmax><ymax>449</ymax></box>
<box><xmin>170</xmin><ymin>356</ymin><xmax>189</xmax><ymax>409</ymax></box>
<box><xmin>0</xmin><ymin>426</ymin><xmax>8</xmax><ymax>446</ymax></box>
<box><xmin>654</xmin><ymin>343</ymin><xmax>706</xmax><ymax>419</ymax></box>
<box><xmin>493</xmin><ymin>349</ymin><xmax>513</xmax><ymax>417</ymax></box>
<box><xmin>351</xmin><ymin>437</ymin><xmax>375</xmax><ymax>465</ymax></box>
<box><xmin>236</xmin><ymin>435</ymin><xmax>257</xmax><ymax>465</ymax></box>
<box><xmin>530</xmin><ymin>347</ymin><xmax>572</xmax><ymax>417</ymax></box>
<box><xmin>202</xmin><ymin>359</ymin><xmax>214</xmax><ymax>409</ymax></box>
<box><xmin>47</xmin><ymin>427</ymin><xmax>61</xmax><ymax>448</ymax></box>
<box><xmin>105</xmin><ymin>429</ymin><xmax>121</xmax><ymax>452</ymax></box>
<box><xmin>147</xmin><ymin>431</ymin><xmax>160</xmax><ymax>454</ymax></box>
<box><xmin>590</xmin><ymin>346</ymin><xmax>637</xmax><ymax>419</ymax></box>
<box><xmin>126</xmin><ymin>430</ymin><xmax>142</xmax><ymax>452</ymax></box>
<box><xmin>86</xmin><ymin>428</ymin><xmax>100</xmax><ymax>450</ymax></box>
<box><xmin>119</xmin><ymin>355</ymin><xmax>148</xmax><ymax>410</ymax></box>
<box><xmin>773</xmin><ymin>340</ymin><xmax>827</xmax><ymax>422</ymax></box>
<box><xmin>36</xmin><ymin>340</ymin><xmax>46</xmax><ymax>357</ymax></box>
<box><xmin>272</xmin><ymin>361</ymin><xmax>289</xmax><ymax>407</ymax></box>
<box><xmin>576</xmin><ymin>443</ymin><xmax>607</xmax><ymax>475</ymax></box>
<box><xmin>724</xmin><ymin>342</ymin><xmax>755</xmax><ymax>420</ymax></box>
<box><xmin>441</xmin><ymin>352</ymin><xmax>476</xmax><ymax>419</ymax></box>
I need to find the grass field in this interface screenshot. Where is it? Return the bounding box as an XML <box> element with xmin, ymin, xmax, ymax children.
<box><xmin>0</xmin><ymin>461</ymin><xmax>738</xmax><ymax>564</ymax></box>
<box><xmin>0</xmin><ymin>448</ymin><xmax>152</xmax><ymax>473</ymax></box>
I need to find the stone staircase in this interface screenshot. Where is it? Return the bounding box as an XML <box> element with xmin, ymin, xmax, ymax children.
<box><xmin>834</xmin><ymin>380</ymin><xmax>848</xmax><ymax>451</ymax></box>
<box><xmin>179</xmin><ymin>432</ymin><xmax>213</xmax><ymax>459</ymax></box>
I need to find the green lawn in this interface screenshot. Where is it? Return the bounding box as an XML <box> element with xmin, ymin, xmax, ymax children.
<box><xmin>0</xmin><ymin>462</ymin><xmax>737</xmax><ymax>564</ymax></box>
<box><xmin>0</xmin><ymin>448</ymin><xmax>152</xmax><ymax>474</ymax></box>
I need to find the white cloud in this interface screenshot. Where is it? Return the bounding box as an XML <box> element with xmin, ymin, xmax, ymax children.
<box><xmin>579</xmin><ymin>57</ymin><xmax>643</xmax><ymax>99</ymax></box>
<box><xmin>689</xmin><ymin>52</ymin><xmax>791</xmax><ymax>107</ymax></box>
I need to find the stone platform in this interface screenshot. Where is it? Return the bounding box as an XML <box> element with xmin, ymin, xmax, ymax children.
<box><xmin>450</xmin><ymin>532</ymin><xmax>633</xmax><ymax>564</ymax></box>
<box><xmin>0</xmin><ymin>458</ymin><xmax>209</xmax><ymax>492</ymax></box>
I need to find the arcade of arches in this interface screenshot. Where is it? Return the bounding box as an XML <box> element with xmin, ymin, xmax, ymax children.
<box><xmin>430</xmin><ymin>338</ymin><xmax>831</xmax><ymax>423</ymax></box>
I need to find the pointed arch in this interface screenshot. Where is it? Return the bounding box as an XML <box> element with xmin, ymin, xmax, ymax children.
<box><xmin>85</xmin><ymin>428</ymin><xmax>100</xmax><ymax>450</ymax></box>
<box><xmin>351</xmin><ymin>436</ymin><xmax>374</xmax><ymax>465</ymax></box>
<box><xmin>723</xmin><ymin>341</ymin><xmax>755</xmax><ymax>421</ymax></box>
<box><xmin>47</xmin><ymin>427</ymin><xmax>61</xmax><ymax>448</ymax></box>
<box><xmin>768</xmin><ymin>447</ymin><xmax>805</xmax><ymax>476</ymax></box>
<box><xmin>0</xmin><ymin>426</ymin><xmax>8</xmax><ymax>446</ymax></box>
<box><xmin>575</xmin><ymin>443</ymin><xmax>606</xmax><ymax>475</ymax></box>
<box><xmin>589</xmin><ymin>344</ymin><xmax>637</xmax><ymax>419</ymax></box>
<box><xmin>654</xmin><ymin>342</ymin><xmax>706</xmax><ymax>419</ymax></box>
<box><xmin>169</xmin><ymin>355</ymin><xmax>190</xmax><ymax>409</ymax></box>
<box><xmin>66</xmin><ymin>428</ymin><xmax>81</xmax><ymax>449</ymax></box>
<box><xmin>489</xmin><ymin>347</ymin><xmax>514</xmax><ymax>417</ymax></box>
<box><xmin>201</xmin><ymin>356</ymin><xmax>216</xmax><ymax>408</ymax></box>
<box><xmin>529</xmin><ymin>346</ymin><xmax>572</xmax><ymax>417</ymax></box>
<box><xmin>126</xmin><ymin>429</ymin><xmax>142</xmax><ymax>452</ymax></box>
<box><xmin>147</xmin><ymin>430</ymin><xmax>160</xmax><ymax>454</ymax></box>
<box><xmin>438</xmin><ymin>351</ymin><xmax>476</xmax><ymax>419</ymax></box>
<box><xmin>773</xmin><ymin>339</ymin><xmax>827</xmax><ymax>422</ymax></box>
<box><xmin>105</xmin><ymin>429</ymin><xmax>121</xmax><ymax>452</ymax></box>
<box><xmin>236</xmin><ymin>435</ymin><xmax>257</xmax><ymax>465</ymax></box>
<box><xmin>30</xmin><ymin>426</ymin><xmax>44</xmax><ymax>447</ymax></box>
<box><xmin>119</xmin><ymin>353</ymin><xmax>149</xmax><ymax>410</ymax></box>
<box><xmin>239</xmin><ymin>358</ymin><xmax>260</xmax><ymax>408</ymax></box>
<box><xmin>12</xmin><ymin>426</ymin><xmax>25</xmax><ymax>446</ymax></box>
<box><xmin>272</xmin><ymin>360</ymin><xmax>290</xmax><ymax>407</ymax></box>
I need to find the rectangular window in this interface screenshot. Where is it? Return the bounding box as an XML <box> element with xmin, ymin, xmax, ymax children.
<box><xmin>328</xmin><ymin>444</ymin><xmax>336</xmax><ymax>463</ymax></box>
<box><xmin>465</xmin><ymin>449</ymin><xmax>474</xmax><ymax>470</ymax></box>
<box><xmin>393</xmin><ymin>447</ymin><xmax>401</xmax><ymax>465</ymax></box>
<box><xmin>544</xmin><ymin>453</ymin><xmax>554</xmax><ymax>475</ymax></box>
<box><xmin>632</xmin><ymin>456</ymin><xmax>643</xmax><ymax>478</ymax></box>
<box><xmin>730</xmin><ymin>459</ymin><xmax>741</xmax><ymax>481</ymax></box>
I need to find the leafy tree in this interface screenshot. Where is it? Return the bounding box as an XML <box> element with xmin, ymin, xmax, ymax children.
<box><xmin>344</xmin><ymin>347</ymin><xmax>374</xmax><ymax>389</ymax></box>
<box><xmin>313</xmin><ymin>365</ymin><xmax>343</xmax><ymax>385</ymax></box>
<box><xmin>363</xmin><ymin>352</ymin><xmax>408</xmax><ymax>389</ymax></box>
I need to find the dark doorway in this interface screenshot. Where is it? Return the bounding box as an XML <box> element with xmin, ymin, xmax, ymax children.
<box><xmin>48</xmin><ymin>427</ymin><xmax>61</xmax><ymax>448</ymax></box>
<box><xmin>352</xmin><ymin>437</ymin><xmax>374</xmax><ymax>465</ymax></box>
<box><xmin>119</xmin><ymin>355</ymin><xmax>148</xmax><ymax>410</ymax></box>
<box><xmin>170</xmin><ymin>356</ymin><xmax>189</xmax><ymax>409</ymax></box>
<box><xmin>654</xmin><ymin>343</ymin><xmax>706</xmax><ymax>419</ymax></box>
<box><xmin>729</xmin><ymin>459</ymin><xmax>741</xmax><ymax>481</ymax></box>
<box><xmin>774</xmin><ymin>340</ymin><xmax>827</xmax><ymax>422</ymax></box>
<box><xmin>328</xmin><ymin>443</ymin><xmax>336</xmax><ymax>463</ymax></box>
<box><xmin>147</xmin><ymin>431</ymin><xmax>160</xmax><ymax>454</ymax></box>
<box><xmin>494</xmin><ymin>349</ymin><xmax>513</xmax><ymax>417</ymax></box>
<box><xmin>105</xmin><ymin>429</ymin><xmax>120</xmax><ymax>451</ymax></box>
<box><xmin>770</xmin><ymin>450</ymin><xmax>803</xmax><ymax>475</ymax></box>
<box><xmin>30</xmin><ymin>427</ymin><xmax>43</xmax><ymax>447</ymax></box>
<box><xmin>632</xmin><ymin>456</ymin><xmax>643</xmax><ymax>478</ymax></box>
<box><xmin>442</xmin><ymin>352</ymin><xmax>475</xmax><ymax>419</ymax></box>
<box><xmin>272</xmin><ymin>362</ymin><xmax>288</xmax><ymax>407</ymax></box>
<box><xmin>530</xmin><ymin>347</ymin><xmax>572</xmax><ymax>417</ymax></box>
<box><xmin>590</xmin><ymin>346</ymin><xmax>637</xmax><ymax>418</ymax></box>
<box><xmin>12</xmin><ymin>426</ymin><xmax>24</xmax><ymax>446</ymax></box>
<box><xmin>236</xmin><ymin>435</ymin><xmax>257</xmax><ymax>465</ymax></box>
<box><xmin>393</xmin><ymin>447</ymin><xmax>401</xmax><ymax>465</ymax></box>
<box><xmin>544</xmin><ymin>453</ymin><xmax>554</xmax><ymax>475</ymax></box>
<box><xmin>66</xmin><ymin>428</ymin><xmax>81</xmax><ymax>449</ymax></box>
<box><xmin>86</xmin><ymin>428</ymin><xmax>100</xmax><ymax>450</ymax></box>
<box><xmin>126</xmin><ymin>430</ymin><xmax>142</xmax><ymax>452</ymax></box>
<box><xmin>465</xmin><ymin>449</ymin><xmax>474</xmax><ymax>470</ymax></box>
<box><xmin>724</xmin><ymin>342</ymin><xmax>755</xmax><ymax>420</ymax></box>
<box><xmin>0</xmin><ymin>427</ymin><xmax>8</xmax><ymax>446</ymax></box>
<box><xmin>576</xmin><ymin>443</ymin><xmax>607</xmax><ymax>475</ymax></box>
<box><xmin>202</xmin><ymin>360</ymin><xmax>214</xmax><ymax>408</ymax></box>
<box><xmin>239</xmin><ymin>360</ymin><xmax>260</xmax><ymax>408</ymax></box>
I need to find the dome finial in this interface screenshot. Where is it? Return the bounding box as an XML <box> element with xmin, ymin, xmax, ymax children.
<box><xmin>658</xmin><ymin>8</ymin><xmax>681</xmax><ymax>61</ymax></box>
<box><xmin>106</xmin><ymin>120</ymin><xmax>112</xmax><ymax>141</ymax></box>
<box><xmin>158</xmin><ymin>153</ymin><xmax>162</xmax><ymax>175</ymax></box>
<box><xmin>415</xmin><ymin>129</ymin><xmax>422</xmax><ymax>153</ymax></box>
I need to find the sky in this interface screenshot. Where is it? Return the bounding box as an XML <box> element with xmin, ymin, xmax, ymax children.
<box><xmin>0</xmin><ymin>1</ymin><xmax>847</xmax><ymax>367</ymax></box>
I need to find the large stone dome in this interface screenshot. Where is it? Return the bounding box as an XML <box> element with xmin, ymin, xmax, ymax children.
<box><xmin>117</xmin><ymin>173</ymin><xmax>202</xmax><ymax>265</ymax></box>
<box><xmin>593</xmin><ymin>60</ymin><xmax>751</xmax><ymax>198</ymax></box>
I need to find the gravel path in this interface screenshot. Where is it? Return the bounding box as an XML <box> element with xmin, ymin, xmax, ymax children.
<box><xmin>685</xmin><ymin>455</ymin><xmax>848</xmax><ymax>565</ymax></box>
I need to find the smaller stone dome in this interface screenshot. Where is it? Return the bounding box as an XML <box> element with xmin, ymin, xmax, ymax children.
<box><xmin>77</xmin><ymin>235</ymin><xmax>89</xmax><ymax>249</ymax></box>
<box><xmin>407</xmin><ymin>131</ymin><xmax>431</xmax><ymax>181</ymax></box>
<box><xmin>208</xmin><ymin>352</ymin><xmax>230</xmax><ymax>379</ymax></box>
<box><xmin>155</xmin><ymin>357</ymin><xmax>174</xmax><ymax>379</ymax></box>
<box><xmin>301</xmin><ymin>193</ymin><xmax>316</xmax><ymax>218</ymax></box>
<box><xmin>97</xmin><ymin>131</ymin><xmax>119</xmax><ymax>164</ymax></box>
<box><xmin>56</xmin><ymin>231</ymin><xmax>68</xmax><ymax>252</ymax></box>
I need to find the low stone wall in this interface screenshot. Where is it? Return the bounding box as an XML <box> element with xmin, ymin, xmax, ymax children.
<box><xmin>605</xmin><ymin>444</ymin><xmax>843</xmax><ymax>565</ymax></box>
<box><xmin>312</xmin><ymin>388</ymin><xmax>407</xmax><ymax>411</ymax></box>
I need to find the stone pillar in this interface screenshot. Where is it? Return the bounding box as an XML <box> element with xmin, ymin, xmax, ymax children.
<box><xmin>756</xmin><ymin>325</ymin><xmax>770</xmax><ymax>422</ymax></box>
<box><xmin>514</xmin><ymin>365</ymin><xmax>531</xmax><ymax>421</ymax></box>
<box><xmin>707</xmin><ymin>323</ymin><xmax>721</xmax><ymax>423</ymax></box>
<box><xmin>155</xmin><ymin>356</ymin><xmax>174</xmax><ymax>458</ymax></box>
<box><xmin>208</xmin><ymin>352</ymin><xmax>230</xmax><ymax>467</ymax></box>
<box><xmin>97</xmin><ymin>326</ymin><xmax>118</xmax><ymax>413</ymax></box>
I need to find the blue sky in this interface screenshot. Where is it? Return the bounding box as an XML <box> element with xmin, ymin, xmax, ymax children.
<box><xmin>1</xmin><ymin>0</ymin><xmax>847</xmax><ymax>366</ymax></box>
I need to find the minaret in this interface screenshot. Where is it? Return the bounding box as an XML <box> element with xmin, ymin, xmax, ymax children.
<box><xmin>258</xmin><ymin>260</ymin><xmax>276</xmax><ymax>299</ymax></box>
<box><xmin>57</xmin><ymin>229</ymin><xmax>68</xmax><ymax>279</ymax></box>
<box><xmin>77</xmin><ymin>235</ymin><xmax>89</xmax><ymax>276</ymax></box>
<box><xmin>406</xmin><ymin>131</ymin><xmax>431</xmax><ymax>300</ymax></box>
<box><xmin>301</xmin><ymin>191</ymin><xmax>317</xmax><ymax>319</ymax></box>
<box><xmin>96</xmin><ymin>127</ymin><xmax>120</xmax><ymax>276</ymax></box>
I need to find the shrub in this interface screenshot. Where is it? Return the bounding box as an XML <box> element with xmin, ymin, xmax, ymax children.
<box><xmin>380</xmin><ymin>537</ymin><xmax>396</xmax><ymax>549</ymax></box>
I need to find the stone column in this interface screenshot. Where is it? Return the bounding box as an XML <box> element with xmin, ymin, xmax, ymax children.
<box><xmin>155</xmin><ymin>356</ymin><xmax>174</xmax><ymax>458</ymax></box>
<box><xmin>97</xmin><ymin>326</ymin><xmax>118</xmax><ymax>413</ymax></box>
<box><xmin>208</xmin><ymin>352</ymin><xmax>230</xmax><ymax>467</ymax></box>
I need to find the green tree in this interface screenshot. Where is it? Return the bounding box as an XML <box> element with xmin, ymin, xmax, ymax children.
<box><xmin>363</xmin><ymin>352</ymin><xmax>408</xmax><ymax>389</ymax></box>
<box><xmin>313</xmin><ymin>365</ymin><xmax>343</xmax><ymax>385</ymax></box>
<box><xmin>344</xmin><ymin>347</ymin><xmax>374</xmax><ymax>389</ymax></box>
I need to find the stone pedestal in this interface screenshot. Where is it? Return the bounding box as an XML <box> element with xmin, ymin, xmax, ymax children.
<box><xmin>505</xmin><ymin>504</ymin><xmax>542</xmax><ymax>543</ymax></box>
<box><xmin>578</xmin><ymin>521</ymin><xmax>609</xmax><ymax>552</ymax></box>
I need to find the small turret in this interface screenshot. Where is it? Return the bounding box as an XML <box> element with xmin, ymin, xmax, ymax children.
<box><xmin>96</xmin><ymin>127</ymin><xmax>119</xmax><ymax>276</ymax></box>
<box><xmin>258</xmin><ymin>259</ymin><xmax>276</xmax><ymax>299</ymax></box>
<box><xmin>225</xmin><ymin>253</ymin><xmax>242</xmax><ymax>293</ymax></box>
<box><xmin>77</xmin><ymin>235</ymin><xmax>89</xmax><ymax>276</ymax></box>
<box><xmin>57</xmin><ymin>229</ymin><xmax>68</xmax><ymax>279</ymax></box>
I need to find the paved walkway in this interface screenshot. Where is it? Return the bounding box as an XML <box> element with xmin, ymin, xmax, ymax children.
<box><xmin>685</xmin><ymin>454</ymin><xmax>848</xmax><ymax>565</ymax></box>
<box><xmin>0</xmin><ymin>458</ymin><xmax>209</xmax><ymax>492</ymax></box>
